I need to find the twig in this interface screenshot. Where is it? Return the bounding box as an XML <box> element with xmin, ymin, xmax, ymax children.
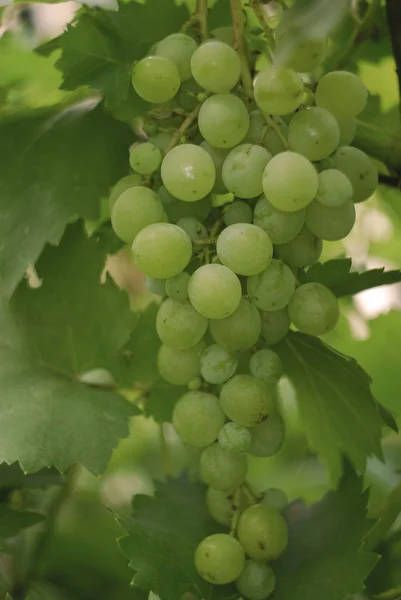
<box><xmin>249</xmin><ymin>0</ymin><xmax>275</xmax><ymax>50</ymax></box>
<box><xmin>387</xmin><ymin>0</ymin><xmax>401</xmax><ymax>110</ymax></box>
<box><xmin>229</xmin><ymin>488</ymin><xmax>242</xmax><ymax>536</ymax></box>
<box><xmin>241</xmin><ymin>481</ymin><xmax>262</xmax><ymax>505</ymax></box>
<box><xmin>231</xmin><ymin>0</ymin><xmax>254</xmax><ymax>99</ymax></box>
<box><xmin>193</xmin><ymin>237</ymin><xmax>218</xmax><ymax>246</ymax></box>
<box><xmin>264</xmin><ymin>114</ymin><xmax>289</xmax><ymax>148</ymax></box>
<box><xmin>166</xmin><ymin>103</ymin><xmax>202</xmax><ymax>152</ymax></box>
<box><xmin>196</xmin><ymin>0</ymin><xmax>208</xmax><ymax>40</ymax></box>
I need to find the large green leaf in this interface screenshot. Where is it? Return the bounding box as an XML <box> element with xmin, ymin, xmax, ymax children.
<box><xmin>0</xmin><ymin>103</ymin><xmax>131</xmax><ymax>300</ymax></box>
<box><xmin>276</xmin><ymin>332</ymin><xmax>384</xmax><ymax>483</ymax></box>
<box><xmin>0</xmin><ymin>222</ymin><xmax>136</xmax><ymax>474</ymax></box>
<box><xmin>0</xmin><ymin>505</ymin><xmax>44</xmax><ymax>548</ymax></box>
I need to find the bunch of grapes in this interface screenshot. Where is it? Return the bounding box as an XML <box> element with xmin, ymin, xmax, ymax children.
<box><xmin>109</xmin><ymin>14</ymin><xmax>378</xmax><ymax>599</ymax></box>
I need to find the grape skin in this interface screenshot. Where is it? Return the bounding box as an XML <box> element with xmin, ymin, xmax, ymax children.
<box><xmin>200</xmin><ymin>142</ymin><xmax>229</xmax><ymax>194</ymax></box>
<box><xmin>111</xmin><ymin>186</ymin><xmax>165</xmax><ymax>244</ymax></box>
<box><xmin>200</xmin><ymin>344</ymin><xmax>238</xmax><ymax>385</ymax></box>
<box><xmin>262</xmin><ymin>488</ymin><xmax>289</xmax><ymax>512</ymax></box>
<box><xmin>161</xmin><ymin>144</ymin><xmax>216</xmax><ymax>202</ymax></box>
<box><xmin>237</xmin><ymin>504</ymin><xmax>288</xmax><ymax>561</ymax></box>
<box><xmin>315</xmin><ymin>168</ymin><xmax>353</xmax><ymax>208</ymax></box>
<box><xmin>206</xmin><ymin>487</ymin><xmax>247</xmax><ymax>526</ymax></box>
<box><xmin>315</xmin><ymin>70</ymin><xmax>368</xmax><ymax>118</ymax></box>
<box><xmin>188</xmin><ymin>264</ymin><xmax>242</xmax><ymax>320</ymax></box>
<box><xmin>254</xmin><ymin>195</ymin><xmax>305</xmax><ymax>245</ymax></box>
<box><xmin>157</xmin><ymin>340</ymin><xmax>205</xmax><ymax>386</ymax></box>
<box><xmin>305</xmin><ymin>199</ymin><xmax>356</xmax><ymax>241</ymax></box>
<box><xmin>132</xmin><ymin>56</ymin><xmax>181</xmax><ymax>103</ymax></box>
<box><xmin>198</xmin><ymin>94</ymin><xmax>250</xmax><ymax>149</ymax></box>
<box><xmin>332</xmin><ymin>145</ymin><xmax>378</xmax><ymax>203</ymax></box>
<box><xmin>156</xmin><ymin>298</ymin><xmax>208</xmax><ymax>350</ymax></box>
<box><xmin>222</xmin><ymin>144</ymin><xmax>272</xmax><ymax>199</ymax></box>
<box><xmin>155</xmin><ymin>33</ymin><xmax>198</xmax><ymax>81</ymax></box>
<box><xmin>288</xmin><ymin>282</ymin><xmax>340</xmax><ymax>336</ymax></box>
<box><xmin>200</xmin><ymin>443</ymin><xmax>248</xmax><ymax>491</ymax></box>
<box><xmin>247</xmin><ymin>259</ymin><xmax>296</xmax><ymax>312</ymax></box>
<box><xmin>209</xmin><ymin>297</ymin><xmax>262</xmax><ymax>352</ymax></box>
<box><xmin>236</xmin><ymin>559</ymin><xmax>276</xmax><ymax>600</ymax></box>
<box><xmin>275</xmin><ymin>226</ymin><xmax>322</xmax><ymax>268</ymax></box>
<box><xmin>109</xmin><ymin>174</ymin><xmax>143</xmax><ymax>210</ymax></box>
<box><xmin>254</xmin><ymin>67</ymin><xmax>304</xmax><ymax>116</ymax></box>
<box><xmin>129</xmin><ymin>142</ymin><xmax>162</xmax><ymax>175</ymax></box>
<box><xmin>287</xmin><ymin>107</ymin><xmax>340</xmax><ymax>161</ymax></box>
<box><xmin>165</xmin><ymin>271</ymin><xmax>190</xmax><ymax>303</ymax></box>
<box><xmin>248</xmin><ymin>413</ymin><xmax>286</xmax><ymax>457</ymax></box>
<box><xmin>216</xmin><ymin>223</ymin><xmax>273</xmax><ymax>276</ymax></box>
<box><xmin>190</xmin><ymin>40</ymin><xmax>241</xmax><ymax>93</ymax></box>
<box><xmin>224</xmin><ymin>201</ymin><xmax>253</xmax><ymax>226</ymax></box>
<box><xmin>172</xmin><ymin>390</ymin><xmax>225</xmax><ymax>447</ymax></box>
<box><xmin>261</xmin><ymin>308</ymin><xmax>290</xmax><ymax>345</ymax></box>
<box><xmin>249</xmin><ymin>349</ymin><xmax>283</xmax><ymax>385</ymax></box>
<box><xmin>218</xmin><ymin>422</ymin><xmax>252</xmax><ymax>453</ymax></box>
<box><xmin>219</xmin><ymin>374</ymin><xmax>276</xmax><ymax>427</ymax></box>
<box><xmin>194</xmin><ymin>534</ymin><xmax>245</xmax><ymax>584</ymax></box>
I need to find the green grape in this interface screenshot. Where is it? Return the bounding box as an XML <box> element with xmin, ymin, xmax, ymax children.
<box><xmin>249</xmin><ymin>349</ymin><xmax>283</xmax><ymax>385</ymax></box>
<box><xmin>220</xmin><ymin>374</ymin><xmax>276</xmax><ymax>427</ymax></box>
<box><xmin>262</xmin><ymin>151</ymin><xmax>318</xmax><ymax>212</ymax></box>
<box><xmin>315</xmin><ymin>168</ymin><xmax>353</xmax><ymax>207</ymax></box>
<box><xmin>254</xmin><ymin>67</ymin><xmax>304</xmax><ymax>116</ymax></box>
<box><xmin>173</xmin><ymin>391</ymin><xmax>225</xmax><ymax>447</ymax></box>
<box><xmin>211</xmin><ymin>26</ymin><xmax>234</xmax><ymax>46</ymax></box>
<box><xmin>288</xmin><ymin>282</ymin><xmax>340</xmax><ymax>336</ymax></box>
<box><xmin>315</xmin><ymin>70</ymin><xmax>368</xmax><ymax>118</ymax></box>
<box><xmin>222</xmin><ymin>144</ymin><xmax>271</xmax><ymax>199</ymax></box>
<box><xmin>161</xmin><ymin>144</ymin><xmax>216</xmax><ymax>202</ymax></box>
<box><xmin>132</xmin><ymin>223</ymin><xmax>192</xmax><ymax>279</ymax></box>
<box><xmin>190</xmin><ymin>40</ymin><xmax>241</xmax><ymax>93</ymax></box>
<box><xmin>200</xmin><ymin>443</ymin><xmax>247</xmax><ymax>491</ymax></box>
<box><xmin>218</xmin><ymin>422</ymin><xmax>252</xmax><ymax>453</ymax></box>
<box><xmin>142</xmin><ymin>118</ymin><xmax>158</xmax><ymax>136</ymax></box>
<box><xmin>179</xmin><ymin>78</ymin><xmax>203</xmax><ymax>112</ymax></box>
<box><xmin>244</xmin><ymin>110</ymin><xmax>268</xmax><ymax>145</ymax></box>
<box><xmin>156</xmin><ymin>298</ymin><xmax>208</xmax><ymax>349</ymax></box>
<box><xmin>158</xmin><ymin>185</ymin><xmax>212</xmax><ymax>222</ymax></box>
<box><xmin>263</xmin><ymin>116</ymin><xmax>288</xmax><ymax>156</ymax></box>
<box><xmin>200</xmin><ymin>142</ymin><xmax>229</xmax><ymax>194</ymax></box>
<box><xmin>206</xmin><ymin>487</ymin><xmax>245</xmax><ymax>526</ymax></box>
<box><xmin>109</xmin><ymin>174</ymin><xmax>143</xmax><ymax>210</ymax></box>
<box><xmin>261</xmin><ymin>308</ymin><xmax>290</xmax><ymax>345</ymax></box>
<box><xmin>157</xmin><ymin>340</ymin><xmax>205</xmax><ymax>386</ymax></box>
<box><xmin>129</xmin><ymin>142</ymin><xmax>162</xmax><ymax>175</ymax></box>
<box><xmin>198</xmin><ymin>94</ymin><xmax>250</xmax><ymax>149</ymax></box>
<box><xmin>216</xmin><ymin>224</ymin><xmax>273</xmax><ymax>276</ymax></box>
<box><xmin>209</xmin><ymin>297</ymin><xmax>261</xmax><ymax>352</ymax></box>
<box><xmin>188</xmin><ymin>264</ymin><xmax>242</xmax><ymax>319</ymax></box>
<box><xmin>336</xmin><ymin>116</ymin><xmax>356</xmax><ymax>146</ymax></box>
<box><xmin>165</xmin><ymin>271</ymin><xmax>190</xmax><ymax>303</ymax></box>
<box><xmin>155</xmin><ymin>33</ymin><xmax>198</xmax><ymax>81</ymax></box>
<box><xmin>237</xmin><ymin>504</ymin><xmax>288</xmax><ymax>560</ymax></box>
<box><xmin>236</xmin><ymin>560</ymin><xmax>276</xmax><ymax>600</ymax></box>
<box><xmin>276</xmin><ymin>34</ymin><xmax>326</xmax><ymax>72</ymax></box>
<box><xmin>332</xmin><ymin>146</ymin><xmax>378</xmax><ymax>202</ymax></box>
<box><xmin>254</xmin><ymin>195</ymin><xmax>305</xmax><ymax>244</ymax></box>
<box><xmin>247</xmin><ymin>259</ymin><xmax>296</xmax><ymax>312</ymax></box>
<box><xmin>200</xmin><ymin>344</ymin><xmax>238</xmax><ymax>384</ymax></box>
<box><xmin>262</xmin><ymin>488</ymin><xmax>289</xmax><ymax>512</ymax></box>
<box><xmin>145</xmin><ymin>276</ymin><xmax>166</xmax><ymax>296</ymax></box>
<box><xmin>287</xmin><ymin>107</ymin><xmax>340</xmax><ymax>161</ymax></box>
<box><xmin>248</xmin><ymin>413</ymin><xmax>285</xmax><ymax>457</ymax></box>
<box><xmin>275</xmin><ymin>226</ymin><xmax>322</xmax><ymax>268</ymax></box>
<box><xmin>194</xmin><ymin>534</ymin><xmax>245</xmax><ymax>584</ymax></box>
<box><xmin>177</xmin><ymin>216</ymin><xmax>207</xmax><ymax>241</ymax></box>
<box><xmin>148</xmin><ymin>131</ymin><xmax>174</xmax><ymax>152</ymax></box>
<box><xmin>188</xmin><ymin>376</ymin><xmax>202</xmax><ymax>390</ymax></box>
<box><xmin>132</xmin><ymin>56</ymin><xmax>181</xmax><ymax>103</ymax></box>
<box><xmin>111</xmin><ymin>186</ymin><xmax>165</xmax><ymax>244</ymax></box>
<box><xmin>224</xmin><ymin>201</ymin><xmax>253</xmax><ymax>226</ymax></box>
<box><xmin>306</xmin><ymin>199</ymin><xmax>356</xmax><ymax>241</ymax></box>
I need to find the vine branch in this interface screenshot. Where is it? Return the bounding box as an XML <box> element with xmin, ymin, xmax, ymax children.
<box><xmin>196</xmin><ymin>0</ymin><xmax>208</xmax><ymax>40</ymax></box>
<box><xmin>166</xmin><ymin>103</ymin><xmax>202</xmax><ymax>152</ymax></box>
<box><xmin>231</xmin><ymin>0</ymin><xmax>254</xmax><ymax>99</ymax></box>
<box><xmin>387</xmin><ymin>0</ymin><xmax>401</xmax><ymax>110</ymax></box>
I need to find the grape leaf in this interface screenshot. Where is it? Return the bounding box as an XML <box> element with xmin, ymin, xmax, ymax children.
<box><xmin>118</xmin><ymin>478</ymin><xmax>236</xmax><ymax>600</ymax></box>
<box><xmin>0</xmin><ymin>221</ymin><xmax>137</xmax><ymax>474</ymax></box>
<box><xmin>0</xmin><ymin>102</ymin><xmax>131</xmax><ymax>300</ymax></box>
<box><xmin>0</xmin><ymin>505</ymin><xmax>44</xmax><ymax>548</ymax></box>
<box><xmin>273</xmin><ymin>466</ymin><xmax>379</xmax><ymax>600</ymax></box>
<box><xmin>301</xmin><ymin>259</ymin><xmax>401</xmax><ymax>297</ymax></box>
<box><xmin>363</xmin><ymin>482</ymin><xmax>401</xmax><ymax>551</ymax></box>
<box><xmin>0</xmin><ymin>463</ymin><xmax>62</xmax><ymax>489</ymax></box>
<box><xmin>275</xmin><ymin>332</ymin><xmax>384</xmax><ymax>483</ymax></box>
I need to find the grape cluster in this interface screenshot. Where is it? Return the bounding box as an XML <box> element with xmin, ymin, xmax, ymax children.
<box><xmin>109</xmin><ymin>18</ymin><xmax>377</xmax><ymax>599</ymax></box>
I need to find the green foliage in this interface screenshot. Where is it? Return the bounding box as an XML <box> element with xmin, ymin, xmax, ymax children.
<box><xmin>0</xmin><ymin>505</ymin><xmax>44</xmax><ymax>548</ymax></box>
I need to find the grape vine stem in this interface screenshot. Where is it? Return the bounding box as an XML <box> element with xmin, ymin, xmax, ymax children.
<box><xmin>230</xmin><ymin>0</ymin><xmax>254</xmax><ymax>99</ymax></box>
<box><xmin>249</xmin><ymin>0</ymin><xmax>275</xmax><ymax>50</ymax></box>
<box><xmin>196</xmin><ymin>0</ymin><xmax>208</xmax><ymax>40</ymax></box>
<box><xmin>166</xmin><ymin>103</ymin><xmax>202</xmax><ymax>152</ymax></box>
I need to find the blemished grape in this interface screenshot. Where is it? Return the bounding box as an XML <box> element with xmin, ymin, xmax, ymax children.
<box><xmin>316</xmin><ymin>169</ymin><xmax>353</xmax><ymax>207</ymax></box>
<box><xmin>129</xmin><ymin>142</ymin><xmax>162</xmax><ymax>175</ymax></box>
<box><xmin>220</xmin><ymin>374</ymin><xmax>276</xmax><ymax>427</ymax></box>
<box><xmin>200</xmin><ymin>344</ymin><xmax>238</xmax><ymax>384</ymax></box>
<box><xmin>161</xmin><ymin>144</ymin><xmax>216</xmax><ymax>202</ymax></box>
<box><xmin>236</xmin><ymin>560</ymin><xmax>276</xmax><ymax>600</ymax></box>
<box><xmin>157</xmin><ymin>340</ymin><xmax>205</xmax><ymax>386</ymax></box>
<box><xmin>276</xmin><ymin>34</ymin><xmax>326</xmax><ymax>73</ymax></box>
<box><xmin>305</xmin><ymin>199</ymin><xmax>356</xmax><ymax>241</ymax></box>
<box><xmin>261</xmin><ymin>308</ymin><xmax>290</xmax><ymax>345</ymax></box>
<box><xmin>172</xmin><ymin>391</ymin><xmax>225</xmax><ymax>447</ymax></box>
<box><xmin>188</xmin><ymin>264</ymin><xmax>242</xmax><ymax>319</ymax></box>
<box><xmin>262</xmin><ymin>488</ymin><xmax>289</xmax><ymax>512</ymax></box>
<box><xmin>288</xmin><ymin>282</ymin><xmax>340</xmax><ymax>336</ymax></box>
<box><xmin>200</xmin><ymin>443</ymin><xmax>248</xmax><ymax>491</ymax></box>
<box><xmin>222</xmin><ymin>144</ymin><xmax>272</xmax><ymax>199</ymax></box>
<box><xmin>111</xmin><ymin>186</ymin><xmax>165</xmax><ymax>243</ymax></box>
<box><xmin>206</xmin><ymin>487</ymin><xmax>246</xmax><ymax>526</ymax></box>
<box><xmin>247</xmin><ymin>259</ymin><xmax>296</xmax><ymax>312</ymax></box>
<box><xmin>209</xmin><ymin>297</ymin><xmax>262</xmax><ymax>352</ymax></box>
<box><xmin>315</xmin><ymin>71</ymin><xmax>368</xmax><ymax>118</ymax></box>
<box><xmin>216</xmin><ymin>224</ymin><xmax>273</xmax><ymax>276</ymax></box>
<box><xmin>177</xmin><ymin>216</ymin><xmax>207</xmax><ymax>241</ymax></box>
<box><xmin>194</xmin><ymin>534</ymin><xmax>245</xmax><ymax>584</ymax></box>
<box><xmin>224</xmin><ymin>201</ymin><xmax>253</xmax><ymax>226</ymax></box>
<box><xmin>218</xmin><ymin>422</ymin><xmax>252</xmax><ymax>453</ymax></box>
<box><xmin>200</xmin><ymin>142</ymin><xmax>229</xmax><ymax>194</ymax></box>
<box><xmin>109</xmin><ymin>173</ymin><xmax>143</xmax><ymax>210</ymax></box>
<box><xmin>132</xmin><ymin>56</ymin><xmax>181</xmax><ymax>103</ymax></box>
<box><xmin>254</xmin><ymin>195</ymin><xmax>305</xmax><ymax>245</ymax></box>
<box><xmin>145</xmin><ymin>276</ymin><xmax>166</xmax><ymax>296</ymax></box>
<box><xmin>237</xmin><ymin>504</ymin><xmax>288</xmax><ymax>561</ymax></box>
<box><xmin>287</xmin><ymin>107</ymin><xmax>340</xmax><ymax>161</ymax></box>
<box><xmin>263</xmin><ymin>116</ymin><xmax>288</xmax><ymax>156</ymax></box>
<box><xmin>156</xmin><ymin>298</ymin><xmax>208</xmax><ymax>349</ymax></box>
<box><xmin>254</xmin><ymin>67</ymin><xmax>304</xmax><ymax>116</ymax></box>
<box><xmin>275</xmin><ymin>226</ymin><xmax>322</xmax><ymax>268</ymax></box>
<box><xmin>262</xmin><ymin>151</ymin><xmax>318</xmax><ymax>212</ymax></box>
<box><xmin>165</xmin><ymin>271</ymin><xmax>190</xmax><ymax>303</ymax></box>
<box><xmin>132</xmin><ymin>223</ymin><xmax>192</xmax><ymax>279</ymax></box>
<box><xmin>249</xmin><ymin>349</ymin><xmax>283</xmax><ymax>385</ymax></box>
<box><xmin>337</xmin><ymin>116</ymin><xmax>356</xmax><ymax>146</ymax></box>
<box><xmin>155</xmin><ymin>33</ymin><xmax>198</xmax><ymax>81</ymax></box>
<box><xmin>248</xmin><ymin>413</ymin><xmax>285</xmax><ymax>457</ymax></box>
<box><xmin>332</xmin><ymin>145</ymin><xmax>378</xmax><ymax>202</ymax></box>
<box><xmin>190</xmin><ymin>40</ymin><xmax>241</xmax><ymax>93</ymax></box>
<box><xmin>198</xmin><ymin>94</ymin><xmax>250</xmax><ymax>149</ymax></box>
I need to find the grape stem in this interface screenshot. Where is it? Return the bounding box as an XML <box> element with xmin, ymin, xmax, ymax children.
<box><xmin>249</xmin><ymin>0</ymin><xmax>275</xmax><ymax>50</ymax></box>
<box><xmin>193</xmin><ymin>237</ymin><xmax>218</xmax><ymax>246</ymax></box>
<box><xmin>264</xmin><ymin>114</ymin><xmax>289</xmax><ymax>149</ymax></box>
<box><xmin>242</xmin><ymin>481</ymin><xmax>262</xmax><ymax>504</ymax></box>
<box><xmin>230</xmin><ymin>0</ymin><xmax>254</xmax><ymax>99</ymax></box>
<box><xmin>229</xmin><ymin>488</ymin><xmax>242</xmax><ymax>536</ymax></box>
<box><xmin>196</xmin><ymin>0</ymin><xmax>208</xmax><ymax>40</ymax></box>
<box><xmin>166</xmin><ymin>103</ymin><xmax>202</xmax><ymax>152</ymax></box>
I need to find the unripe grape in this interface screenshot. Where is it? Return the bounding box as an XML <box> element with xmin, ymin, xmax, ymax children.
<box><xmin>157</xmin><ymin>340</ymin><xmax>205</xmax><ymax>386</ymax></box>
<box><xmin>129</xmin><ymin>142</ymin><xmax>162</xmax><ymax>175</ymax></box>
<box><xmin>247</xmin><ymin>259</ymin><xmax>296</xmax><ymax>312</ymax></box>
<box><xmin>109</xmin><ymin>173</ymin><xmax>143</xmax><ymax>210</ymax></box>
<box><xmin>111</xmin><ymin>186</ymin><xmax>164</xmax><ymax>244</ymax></box>
<box><xmin>315</xmin><ymin>70</ymin><xmax>368</xmax><ymax>118</ymax></box>
<box><xmin>248</xmin><ymin>413</ymin><xmax>285</xmax><ymax>457</ymax></box>
<box><xmin>222</xmin><ymin>144</ymin><xmax>272</xmax><ymax>199</ymax></box>
<box><xmin>161</xmin><ymin>144</ymin><xmax>216</xmax><ymax>202</ymax></box>
<box><xmin>254</xmin><ymin>67</ymin><xmax>304</xmax><ymax>116</ymax></box>
<box><xmin>173</xmin><ymin>391</ymin><xmax>225</xmax><ymax>447</ymax></box>
<box><xmin>275</xmin><ymin>226</ymin><xmax>322</xmax><ymax>268</ymax></box>
<box><xmin>209</xmin><ymin>297</ymin><xmax>262</xmax><ymax>352</ymax></box>
<box><xmin>200</xmin><ymin>443</ymin><xmax>247</xmax><ymax>491</ymax></box>
<box><xmin>155</xmin><ymin>33</ymin><xmax>198</xmax><ymax>81</ymax></box>
<box><xmin>132</xmin><ymin>56</ymin><xmax>181</xmax><ymax>103</ymax></box>
<box><xmin>236</xmin><ymin>560</ymin><xmax>276</xmax><ymax>600</ymax></box>
<box><xmin>254</xmin><ymin>195</ymin><xmax>305</xmax><ymax>245</ymax></box>
<box><xmin>288</xmin><ymin>282</ymin><xmax>340</xmax><ymax>336</ymax></box>
<box><xmin>198</xmin><ymin>94</ymin><xmax>250</xmax><ymax>149</ymax></box>
<box><xmin>237</xmin><ymin>504</ymin><xmax>288</xmax><ymax>561</ymax></box>
<box><xmin>216</xmin><ymin>223</ymin><xmax>273</xmax><ymax>276</ymax></box>
<box><xmin>156</xmin><ymin>298</ymin><xmax>208</xmax><ymax>349</ymax></box>
<box><xmin>262</xmin><ymin>488</ymin><xmax>289</xmax><ymax>512</ymax></box>
<box><xmin>249</xmin><ymin>349</ymin><xmax>283</xmax><ymax>385</ymax></box>
<box><xmin>206</xmin><ymin>487</ymin><xmax>247</xmax><ymax>526</ymax></box>
<box><xmin>188</xmin><ymin>264</ymin><xmax>242</xmax><ymax>320</ymax></box>
<box><xmin>190</xmin><ymin>40</ymin><xmax>241</xmax><ymax>93</ymax></box>
<box><xmin>200</xmin><ymin>344</ymin><xmax>238</xmax><ymax>384</ymax></box>
<box><xmin>194</xmin><ymin>534</ymin><xmax>245</xmax><ymax>584</ymax></box>
<box><xmin>261</xmin><ymin>308</ymin><xmax>290</xmax><ymax>345</ymax></box>
<box><xmin>220</xmin><ymin>374</ymin><xmax>276</xmax><ymax>427</ymax></box>
<box><xmin>218</xmin><ymin>422</ymin><xmax>252</xmax><ymax>453</ymax></box>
